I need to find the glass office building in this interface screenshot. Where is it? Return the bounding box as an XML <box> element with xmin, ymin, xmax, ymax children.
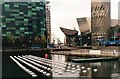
<box><xmin>1</xmin><ymin>0</ymin><xmax>47</xmax><ymax>48</ymax></box>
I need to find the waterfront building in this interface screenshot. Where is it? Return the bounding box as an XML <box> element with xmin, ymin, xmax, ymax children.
<box><xmin>91</xmin><ymin>0</ymin><xmax>111</xmax><ymax>45</ymax></box>
<box><xmin>110</xmin><ymin>25</ymin><xmax>120</xmax><ymax>41</ymax></box>
<box><xmin>77</xmin><ymin>17</ymin><xmax>91</xmax><ymax>46</ymax></box>
<box><xmin>110</xmin><ymin>19</ymin><xmax>120</xmax><ymax>41</ymax></box>
<box><xmin>1</xmin><ymin>0</ymin><xmax>47</xmax><ymax>48</ymax></box>
<box><xmin>77</xmin><ymin>17</ymin><xmax>120</xmax><ymax>46</ymax></box>
<box><xmin>46</xmin><ymin>1</ymin><xmax>51</xmax><ymax>44</ymax></box>
<box><xmin>60</xmin><ymin>27</ymin><xmax>78</xmax><ymax>47</ymax></box>
<box><xmin>109</xmin><ymin>19</ymin><xmax>120</xmax><ymax>41</ymax></box>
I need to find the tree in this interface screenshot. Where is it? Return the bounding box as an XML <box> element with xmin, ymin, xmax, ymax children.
<box><xmin>32</xmin><ymin>35</ymin><xmax>47</xmax><ymax>48</ymax></box>
<box><xmin>41</xmin><ymin>35</ymin><xmax>46</xmax><ymax>43</ymax></box>
<box><xmin>7</xmin><ymin>34</ymin><xmax>16</xmax><ymax>46</ymax></box>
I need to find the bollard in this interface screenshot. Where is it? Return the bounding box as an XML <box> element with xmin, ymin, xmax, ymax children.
<box><xmin>45</xmin><ymin>54</ymin><xmax>48</xmax><ymax>59</ymax></box>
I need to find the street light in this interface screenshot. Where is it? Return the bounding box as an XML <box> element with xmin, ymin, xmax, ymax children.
<box><xmin>114</xmin><ymin>29</ymin><xmax>116</xmax><ymax>41</ymax></box>
<box><xmin>88</xmin><ymin>37</ymin><xmax>90</xmax><ymax>39</ymax></box>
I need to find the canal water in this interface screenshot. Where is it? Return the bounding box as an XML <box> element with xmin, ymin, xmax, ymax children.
<box><xmin>51</xmin><ymin>54</ymin><xmax>120</xmax><ymax>79</ymax></box>
<box><xmin>2</xmin><ymin>52</ymin><xmax>120</xmax><ymax>79</ymax></box>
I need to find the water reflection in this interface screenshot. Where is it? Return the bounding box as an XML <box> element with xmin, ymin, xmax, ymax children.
<box><xmin>51</xmin><ymin>54</ymin><xmax>80</xmax><ymax>78</ymax></box>
<box><xmin>51</xmin><ymin>54</ymin><xmax>66</xmax><ymax>63</ymax></box>
<box><xmin>3</xmin><ymin>53</ymin><xmax>119</xmax><ymax>79</ymax></box>
<box><xmin>51</xmin><ymin>54</ymin><xmax>120</xmax><ymax>79</ymax></box>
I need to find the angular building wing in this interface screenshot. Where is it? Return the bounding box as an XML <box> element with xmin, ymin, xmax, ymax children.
<box><xmin>60</xmin><ymin>27</ymin><xmax>78</xmax><ymax>46</ymax></box>
<box><xmin>77</xmin><ymin>17</ymin><xmax>91</xmax><ymax>46</ymax></box>
<box><xmin>60</xmin><ymin>27</ymin><xmax>78</xmax><ymax>36</ymax></box>
<box><xmin>77</xmin><ymin>17</ymin><xmax>91</xmax><ymax>35</ymax></box>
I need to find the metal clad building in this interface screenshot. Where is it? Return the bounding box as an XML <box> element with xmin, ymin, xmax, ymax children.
<box><xmin>91</xmin><ymin>0</ymin><xmax>111</xmax><ymax>45</ymax></box>
<box><xmin>77</xmin><ymin>17</ymin><xmax>91</xmax><ymax>35</ymax></box>
<box><xmin>77</xmin><ymin>17</ymin><xmax>91</xmax><ymax>46</ymax></box>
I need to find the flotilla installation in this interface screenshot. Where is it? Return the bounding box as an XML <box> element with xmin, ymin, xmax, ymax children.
<box><xmin>10</xmin><ymin>55</ymin><xmax>98</xmax><ymax>78</ymax></box>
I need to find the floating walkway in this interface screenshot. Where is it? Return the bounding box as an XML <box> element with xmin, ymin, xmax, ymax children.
<box><xmin>72</xmin><ymin>57</ymin><xmax>119</xmax><ymax>63</ymax></box>
<box><xmin>9</xmin><ymin>55</ymin><xmax>85</xmax><ymax>78</ymax></box>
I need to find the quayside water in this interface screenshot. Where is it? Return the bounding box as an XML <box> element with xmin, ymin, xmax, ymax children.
<box><xmin>51</xmin><ymin>54</ymin><xmax>120</xmax><ymax>79</ymax></box>
<box><xmin>2</xmin><ymin>51</ymin><xmax>120</xmax><ymax>79</ymax></box>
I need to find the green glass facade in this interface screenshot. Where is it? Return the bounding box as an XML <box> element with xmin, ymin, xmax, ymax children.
<box><xmin>1</xmin><ymin>1</ymin><xmax>47</xmax><ymax>48</ymax></box>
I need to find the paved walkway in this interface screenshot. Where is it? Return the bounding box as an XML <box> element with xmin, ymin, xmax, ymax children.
<box><xmin>51</xmin><ymin>49</ymin><xmax>120</xmax><ymax>57</ymax></box>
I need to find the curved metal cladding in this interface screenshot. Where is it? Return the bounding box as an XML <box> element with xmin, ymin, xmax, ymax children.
<box><xmin>91</xmin><ymin>0</ymin><xmax>111</xmax><ymax>46</ymax></box>
<box><xmin>77</xmin><ymin>17</ymin><xmax>91</xmax><ymax>46</ymax></box>
<box><xmin>60</xmin><ymin>27</ymin><xmax>78</xmax><ymax>36</ymax></box>
<box><xmin>60</xmin><ymin>27</ymin><xmax>78</xmax><ymax>46</ymax></box>
<box><xmin>77</xmin><ymin>17</ymin><xmax>91</xmax><ymax>34</ymax></box>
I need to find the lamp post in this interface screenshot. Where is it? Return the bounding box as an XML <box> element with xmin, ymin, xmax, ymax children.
<box><xmin>114</xmin><ymin>28</ymin><xmax>115</xmax><ymax>41</ymax></box>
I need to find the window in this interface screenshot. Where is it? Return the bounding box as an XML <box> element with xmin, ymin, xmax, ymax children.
<box><xmin>36</xmin><ymin>7</ymin><xmax>40</xmax><ymax>10</ymax></box>
<box><xmin>33</xmin><ymin>25</ymin><xmax>37</xmax><ymax>28</ymax></box>
<box><xmin>19</xmin><ymin>12</ymin><xmax>23</xmax><ymax>14</ymax></box>
<box><xmin>32</xmin><ymin>8</ymin><xmax>37</xmax><ymax>11</ymax></box>
<box><xmin>6</xmin><ymin>32</ymin><xmax>11</xmax><ymax>34</ymax></box>
<box><xmin>40</xmin><ymin>7</ymin><xmax>44</xmax><ymax>10</ymax></box>
<box><xmin>6</xmin><ymin>18</ymin><xmax>15</xmax><ymax>21</ymax></box>
<box><xmin>5</xmin><ymin>4</ymin><xmax>10</xmax><ymax>10</ymax></box>
<box><xmin>20</xmin><ymin>28</ymin><xmax>24</xmax><ymax>31</ymax></box>
<box><xmin>32</xmin><ymin>13</ymin><xmax>36</xmax><ymax>15</ymax></box>
<box><xmin>16</xmin><ymin>31</ymin><xmax>20</xmax><ymax>34</ymax></box>
<box><xmin>24</xmin><ymin>19</ymin><xmax>28</xmax><ymax>22</ymax></box>
<box><xmin>14</xmin><ymin>4</ymin><xmax>19</xmax><ymax>7</ymax></box>
<box><xmin>28</xmin><ymin>6</ymin><xmax>32</xmax><ymax>8</ymax></box>
<box><xmin>25</xmin><ymin>32</ymin><xmax>30</xmax><ymax>34</ymax></box>
<box><xmin>2</xmin><ymin>34</ymin><xmax>7</xmax><ymax>36</ymax></box>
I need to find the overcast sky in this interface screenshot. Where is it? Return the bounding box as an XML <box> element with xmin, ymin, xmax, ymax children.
<box><xmin>48</xmin><ymin>0</ymin><xmax>120</xmax><ymax>43</ymax></box>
